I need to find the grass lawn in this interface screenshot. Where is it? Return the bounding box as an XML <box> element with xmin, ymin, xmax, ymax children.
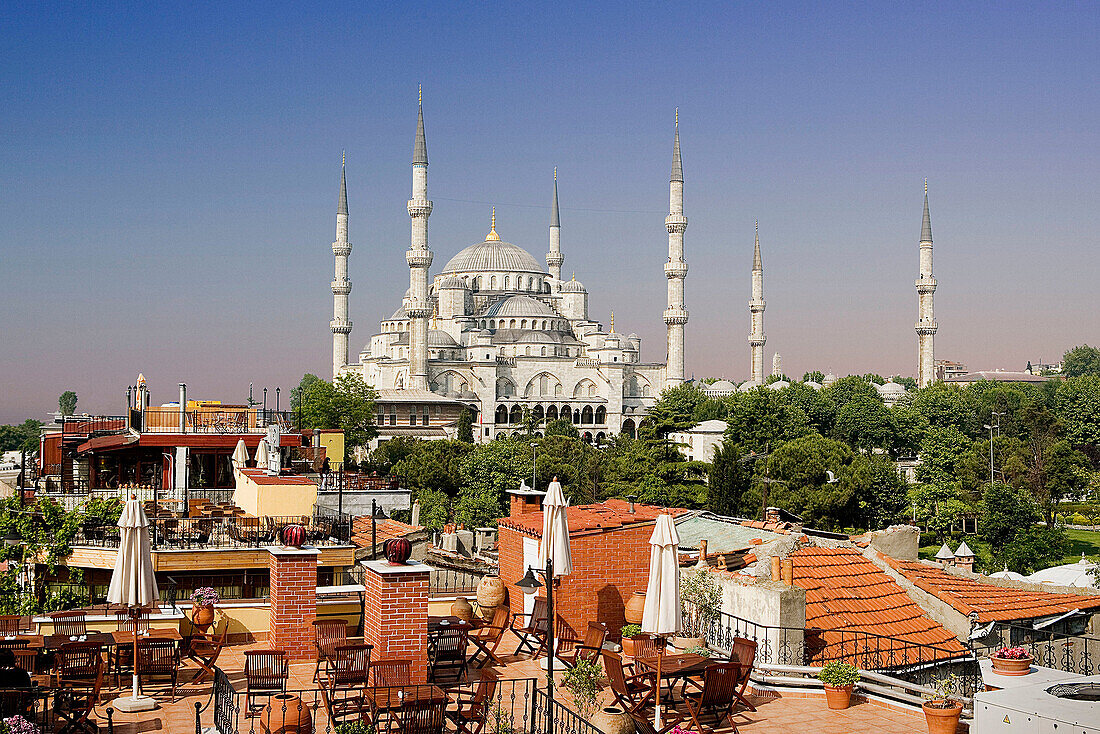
<box><xmin>918</xmin><ymin>527</ymin><xmax>1100</xmax><ymax>570</ymax></box>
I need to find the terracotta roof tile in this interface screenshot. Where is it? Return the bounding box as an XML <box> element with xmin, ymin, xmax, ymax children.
<box><xmin>350</xmin><ymin>517</ymin><xmax>424</xmax><ymax>549</ymax></box>
<box><xmin>790</xmin><ymin>547</ymin><xmax>968</xmax><ymax>666</ymax></box>
<box><xmin>498</xmin><ymin>499</ymin><xmax>688</xmax><ymax>537</ymax></box>
<box><xmin>883</xmin><ymin>556</ymin><xmax>1100</xmax><ymax>624</ymax></box>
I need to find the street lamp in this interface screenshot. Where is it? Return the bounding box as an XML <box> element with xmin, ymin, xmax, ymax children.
<box><xmin>983</xmin><ymin>424</ymin><xmax>995</xmax><ymax>487</ymax></box>
<box><xmin>516</xmin><ymin>557</ymin><xmax>556</xmax><ymax>732</ymax></box>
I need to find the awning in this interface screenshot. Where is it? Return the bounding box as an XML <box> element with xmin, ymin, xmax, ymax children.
<box><xmin>1034</xmin><ymin>609</ymin><xmax>1083</xmax><ymax>629</ymax></box>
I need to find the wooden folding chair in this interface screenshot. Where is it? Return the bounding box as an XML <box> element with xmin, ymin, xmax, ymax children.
<box><xmin>324</xmin><ymin>643</ymin><xmax>372</xmax><ymax>691</ymax></box>
<box><xmin>558</xmin><ymin>621</ymin><xmax>608</xmax><ymax>668</ymax></box>
<box><xmin>370</xmin><ymin>658</ymin><xmax>411</xmax><ymax>687</ymax></box>
<box><xmin>468</xmin><ymin>606</ymin><xmax>508</xmax><ymax>668</ymax></box>
<box><xmin>186</xmin><ymin>627</ymin><xmax>227</xmax><ymax>684</ymax></box>
<box><xmin>398</xmin><ymin>696</ymin><xmax>447</xmax><ymax>734</ymax></box>
<box><xmin>312</xmin><ymin>619</ymin><xmax>347</xmax><ymax>682</ymax></box>
<box><xmin>428</xmin><ymin>624</ymin><xmax>470</xmax><ymax>684</ymax></box>
<box><xmin>50</xmin><ymin>611</ymin><xmax>87</xmax><ymax>637</ymax></box>
<box><xmin>446</xmin><ymin>670</ymin><xmax>499</xmax><ymax>734</ymax></box>
<box><xmin>244</xmin><ymin>649</ymin><xmax>288</xmax><ymax>717</ymax></box>
<box><xmin>0</xmin><ymin>616</ymin><xmax>24</xmax><ymax>636</ymax></box>
<box><xmin>601</xmin><ymin>651</ymin><xmax>654</xmax><ymax>717</ymax></box>
<box><xmin>13</xmin><ymin>649</ymin><xmax>37</xmax><ymax>675</ymax></box>
<box><xmin>137</xmin><ymin>639</ymin><xmax>180</xmax><ymax>700</ymax></box>
<box><xmin>729</xmin><ymin>637</ymin><xmax>758</xmax><ymax>712</ymax></box>
<box><xmin>510</xmin><ymin>596</ymin><xmax>549</xmax><ymax>656</ymax></box>
<box><xmin>54</xmin><ymin>646</ymin><xmax>104</xmax><ymax>734</ymax></box>
<box><xmin>681</xmin><ymin>662</ymin><xmax>743</xmax><ymax>734</ymax></box>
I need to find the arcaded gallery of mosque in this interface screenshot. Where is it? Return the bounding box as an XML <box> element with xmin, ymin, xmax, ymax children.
<box><xmin>330</xmin><ymin>101</ymin><xmax>691</xmax><ymax>444</ymax></box>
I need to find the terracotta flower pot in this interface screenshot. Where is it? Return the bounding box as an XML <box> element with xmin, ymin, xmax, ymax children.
<box><xmin>451</xmin><ymin>596</ymin><xmax>474</xmax><ymax>623</ymax></box>
<box><xmin>922</xmin><ymin>700</ymin><xmax>962</xmax><ymax>734</ymax></box>
<box><xmin>477</xmin><ymin>575</ymin><xmax>506</xmax><ymax>610</ymax></box>
<box><xmin>991</xmin><ymin>655</ymin><xmax>1033</xmax><ymax>676</ymax></box>
<box><xmin>620</xmin><ymin>637</ymin><xmax>636</xmax><ymax>658</ymax></box>
<box><xmin>824</xmin><ymin>684</ymin><xmax>853</xmax><ymax>710</ymax></box>
<box><xmin>261</xmin><ymin>694</ymin><xmax>312</xmax><ymax>734</ymax></box>
<box><xmin>624</xmin><ymin>592</ymin><xmax>646</xmax><ymax>625</ymax></box>
<box><xmin>192</xmin><ymin>603</ymin><xmax>215</xmax><ymax>632</ymax></box>
<box><xmin>670</xmin><ymin>635</ymin><xmax>705</xmax><ymax>652</ymax></box>
<box><xmin>591</xmin><ymin>706</ymin><xmax>636</xmax><ymax>734</ymax></box>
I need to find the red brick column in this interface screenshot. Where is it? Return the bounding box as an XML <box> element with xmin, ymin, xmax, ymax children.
<box><xmin>362</xmin><ymin>560</ymin><xmax>430</xmax><ymax>683</ymax></box>
<box><xmin>268</xmin><ymin>546</ymin><xmax>320</xmax><ymax>661</ymax></box>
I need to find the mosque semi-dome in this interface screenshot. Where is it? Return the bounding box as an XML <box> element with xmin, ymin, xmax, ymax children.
<box><xmin>441</xmin><ymin>238</ymin><xmax>544</xmax><ymax>275</ymax></box>
<box><xmin>483</xmin><ymin>294</ymin><xmax>557</xmax><ymax>320</ymax></box>
<box><xmin>559</xmin><ymin>279</ymin><xmax>587</xmax><ymax>293</ymax></box>
<box><xmin>427</xmin><ymin>329</ymin><xmax>460</xmax><ymax>347</ymax></box>
<box><xmin>438</xmin><ymin>276</ymin><xmax>469</xmax><ymax>290</ymax></box>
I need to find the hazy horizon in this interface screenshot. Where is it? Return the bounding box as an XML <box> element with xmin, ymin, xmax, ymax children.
<box><xmin>2</xmin><ymin>2</ymin><xmax>1098</xmax><ymax>423</ymax></box>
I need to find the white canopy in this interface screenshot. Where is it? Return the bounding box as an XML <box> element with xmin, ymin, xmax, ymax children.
<box><xmin>107</xmin><ymin>496</ymin><xmax>159</xmax><ymax>607</ymax></box>
<box><xmin>538</xmin><ymin>479</ymin><xmax>572</xmax><ymax>577</ymax></box>
<box><xmin>231</xmin><ymin>439</ymin><xmax>249</xmax><ymax>468</ymax></box>
<box><xmin>254</xmin><ymin>439</ymin><xmax>269</xmax><ymax>470</ymax></box>
<box><xmin>1027</xmin><ymin>557</ymin><xmax>1099</xmax><ymax>589</ymax></box>
<box><xmin>641</xmin><ymin>513</ymin><xmax>682</xmax><ymax>635</ymax></box>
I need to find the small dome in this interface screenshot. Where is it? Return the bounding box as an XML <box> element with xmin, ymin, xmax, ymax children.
<box><xmin>441</xmin><ymin>238</ymin><xmax>544</xmax><ymax>275</ymax></box>
<box><xmin>803</xmin><ymin>381</ymin><xmax>823</xmax><ymax>390</ymax></box>
<box><xmin>627</xmin><ymin>333</ymin><xmax>639</xmax><ymax>340</ymax></box>
<box><xmin>738</xmin><ymin>380</ymin><xmax>760</xmax><ymax>392</ymax></box>
<box><xmin>483</xmin><ymin>295</ymin><xmax>558</xmax><ymax>320</ymax></box>
<box><xmin>439</xmin><ymin>276</ymin><xmax>468</xmax><ymax>290</ymax></box>
<box><xmin>879</xmin><ymin>381</ymin><xmax>907</xmax><ymax>395</ymax></box>
<box><xmin>427</xmin><ymin>330</ymin><xmax>459</xmax><ymax>347</ymax></box>
<box><xmin>708</xmin><ymin>380</ymin><xmax>736</xmax><ymax>391</ymax></box>
<box><xmin>766</xmin><ymin>380</ymin><xmax>790</xmax><ymax>391</ymax></box>
<box><xmin>389</xmin><ymin>305</ymin><xmax>407</xmax><ymax>320</ymax></box>
<box><xmin>559</xmin><ymin>279</ymin><xmax>587</xmax><ymax>293</ymax></box>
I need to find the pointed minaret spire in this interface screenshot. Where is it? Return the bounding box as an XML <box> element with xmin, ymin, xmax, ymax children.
<box><xmin>547</xmin><ymin>168</ymin><xmax>564</xmax><ymax>279</ymax></box>
<box><xmin>664</xmin><ymin>109</ymin><xmax>688</xmax><ymax>385</ymax></box>
<box><xmin>749</xmin><ymin>221</ymin><xmax>766</xmax><ymax>384</ymax></box>
<box><xmin>407</xmin><ymin>89</ymin><xmax>434</xmax><ymax>390</ymax></box>
<box><xmin>916</xmin><ymin>180</ymin><xmax>938</xmax><ymax>388</ymax></box>
<box><xmin>330</xmin><ymin>153</ymin><xmax>353</xmax><ymax>378</ymax></box>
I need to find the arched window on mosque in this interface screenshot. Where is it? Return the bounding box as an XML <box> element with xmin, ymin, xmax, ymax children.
<box><xmin>491</xmin><ymin>276</ymin><xmax>497</xmax><ymax>290</ymax></box>
<box><xmin>505</xmin><ymin>275</ymin><xmax>511</xmax><ymax>289</ymax></box>
<box><xmin>595</xmin><ymin>406</ymin><xmax>607</xmax><ymax>424</ymax></box>
<box><xmin>546</xmin><ymin>405</ymin><xmax>558</xmax><ymax>421</ymax></box>
<box><xmin>622</xmin><ymin>418</ymin><xmax>637</xmax><ymax>439</ymax></box>
<box><xmin>509</xmin><ymin>404</ymin><xmax>523</xmax><ymax>424</ymax></box>
<box><xmin>495</xmin><ymin>405</ymin><xmax>508</xmax><ymax>424</ymax></box>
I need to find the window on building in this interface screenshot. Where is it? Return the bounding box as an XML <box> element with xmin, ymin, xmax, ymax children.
<box><xmin>422</xmin><ymin>408</ymin><xmax>429</xmax><ymax>426</ymax></box>
<box><xmin>409</xmin><ymin>407</ymin><xmax>417</xmax><ymax>425</ymax></box>
<box><xmin>389</xmin><ymin>406</ymin><xmax>397</xmax><ymax>425</ymax></box>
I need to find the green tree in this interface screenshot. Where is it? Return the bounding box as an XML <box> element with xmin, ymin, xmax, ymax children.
<box><xmin>392</xmin><ymin>440</ymin><xmax>472</xmax><ymax>497</ymax></box>
<box><xmin>1063</xmin><ymin>344</ymin><xmax>1100</xmax><ymax>378</ymax></box>
<box><xmin>909</xmin><ymin>482</ymin><xmax>972</xmax><ymax>543</ymax></box>
<box><xmin>455</xmin><ymin>437</ymin><xmax>531</xmax><ymax>527</ymax></box>
<box><xmin>824</xmin><ymin>375</ymin><xmax>881</xmax><ymax>412</ymax></box>
<box><xmin>291</xmin><ymin>374</ymin><xmax>338</xmax><ymax>429</ymax></box>
<box><xmin>724</xmin><ymin>389</ymin><xmax>811</xmax><ymax>452</ymax></box>
<box><xmin>0</xmin><ymin>420</ymin><xmax>43</xmax><ymax>454</ymax></box>
<box><xmin>707</xmin><ymin>441</ymin><xmax>753</xmax><ymax>517</ymax></box>
<box><xmin>58</xmin><ymin>391</ymin><xmax>78</xmax><ymax>417</ymax></box>
<box><xmin>915</xmin><ymin>426</ymin><xmax>972</xmax><ymax>485</ymax></box>
<box><xmin>331</xmin><ymin>373</ymin><xmax>378</xmax><ymax>449</ymax></box>
<box><xmin>858</xmin><ymin>455</ymin><xmax>909</xmax><ymax>529</ymax></box>
<box><xmin>832</xmin><ymin>395</ymin><xmax>894</xmax><ymax>453</ymax></box>
<box><xmin>1056</xmin><ymin>376</ymin><xmax>1100</xmax><ymax>462</ymax></box>
<box><xmin>892</xmin><ymin>376</ymin><xmax>918</xmax><ymax>391</ymax></box>
<box><xmin>911</xmin><ymin>382</ymin><xmax>978</xmax><ymax>435</ymax></box>
<box><xmin>415</xmin><ymin>488</ymin><xmax>451</xmax><ymax>530</ymax></box>
<box><xmin>456</xmin><ymin>409</ymin><xmax>474</xmax><ymax>443</ymax></box>
<box><xmin>979</xmin><ymin>482</ymin><xmax>1038</xmax><ymax>550</ymax></box>
<box><xmin>645</xmin><ymin>383</ymin><xmax>709</xmax><ymax>433</ymax></box>
<box><xmin>779</xmin><ymin>382</ymin><xmax>836</xmax><ymax>436</ymax></box>
<box><xmin>998</xmin><ymin>526</ymin><xmax>1071</xmax><ymax>575</ymax></box>
<box><xmin>764</xmin><ymin>434</ymin><xmax>859</xmax><ymax>530</ymax></box>
<box><xmin>544</xmin><ymin>419</ymin><xmax>579</xmax><ymax>439</ymax></box>
<box><xmin>802</xmin><ymin>371</ymin><xmax>826</xmax><ymax>384</ymax></box>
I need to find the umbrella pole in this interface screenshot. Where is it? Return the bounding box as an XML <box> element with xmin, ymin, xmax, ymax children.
<box><xmin>131</xmin><ymin>605</ymin><xmax>140</xmax><ymax>701</ymax></box>
<box><xmin>654</xmin><ymin>637</ymin><xmax>663</xmax><ymax>730</ymax></box>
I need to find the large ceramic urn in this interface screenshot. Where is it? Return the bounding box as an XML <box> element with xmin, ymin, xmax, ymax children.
<box><xmin>476</xmin><ymin>575</ymin><xmax>506</xmax><ymax>611</ymax></box>
<box><xmin>590</xmin><ymin>706</ymin><xmax>635</xmax><ymax>734</ymax></box>
<box><xmin>624</xmin><ymin>591</ymin><xmax>646</xmax><ymax>625</ymax></box>
<box><xmin>260</xmin><ymin>694</ymin><xmax>313</xmax><ymax>734</ymax></box>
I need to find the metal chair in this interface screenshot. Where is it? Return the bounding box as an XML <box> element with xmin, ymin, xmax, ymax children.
<box><xmin>50</xmin><ymin>611</ymin><xmax>87</xmax><ymax>637</ymax></box>
<box><xmin>312</xmin><ymin>618</ymin><xmax>347</xmax><ymax>682</ymax></box>
<box><xmin>137</xmin><ymin>639</ymin><xmax>180</xmax><ymax>700</ymax></box>
<box><xmin>428</xmin><ymin>624</ymin><xmax>470</xmax><ymax>684</ymax></box>
<box><xmin>446</xmin><ymin>669</ymin><xmax>499</xmax><ymax>734</ymax></box>
<box><xmin>243</xmin><ymin>649</ymin><xmax>288</xmax><ymax>717</ymax></box>
<box><xmin>681</xmin><ymin>662</ymin><xmax>743</xmax><ymax>734</ymax></box>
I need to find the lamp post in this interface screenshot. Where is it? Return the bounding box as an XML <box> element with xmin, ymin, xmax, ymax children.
<box><xmin>983</xmin><ymin>424</ymin><xmax>995</xmax><ymax>487</ymax></box>
<box><xmin>275</xmin><ymin>387</ymin><xmax>281</xmax><ymax>413</ymax></box>
<box><xmin>530</xmin><ymin>441</ymin><xmax>538</xmax><ymax>493</ymax></box>
<box><xmin>516</xmin><ymin>557</ymin><xmax>555</xmax><ymax>731</ymax></box>
<box><xmin>263</xmin><ymin>388</ymin><xmax>268</xmax><ymax>424</ymax></box>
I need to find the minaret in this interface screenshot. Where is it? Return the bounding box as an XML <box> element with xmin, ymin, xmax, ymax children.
<box><xmin>547</xmin><ymin>168</ymin><xmax>563</xmax><ymax>280</ymax></box>
<box><xmin>664</xmin><ymin>109</ymin><xmax>688</xmax><ymax>386</ymax></box>
<box><xmin>916</xmin><ymin>180</ymin><xmax>937</xmax><ymax>387</ymax></box>
<box><xmin>330</xmin><ymin>152</ymin><xmax>353</xmax><ymax>378</ymax></box>
<box><xmin>406</xmin><ymin>86</ymin><xmax>434</xmax><ymax>390</ymax></box>
<box><xmin>749</xmin><ymin>221</ymin><xmax>766</xmax><ymax>384</ymax></box>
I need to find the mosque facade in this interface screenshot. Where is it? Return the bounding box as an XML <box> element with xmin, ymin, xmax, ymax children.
<box><xmin>332</xmin><ymin>100</ymin><xmax>689</xmax><ymax>443</ymax></box>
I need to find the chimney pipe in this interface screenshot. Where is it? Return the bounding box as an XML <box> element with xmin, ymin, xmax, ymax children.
<box><xmin>627</xmin><ymin>494</ymin><xmax>637</xmax><ymax>513</ymax></box>
<box><xmin>179</xmin><ymin>383</ymin><xmax>187</xmax><ymax>433</ymax></box>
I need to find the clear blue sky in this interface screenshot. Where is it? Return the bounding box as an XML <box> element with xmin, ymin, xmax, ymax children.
<box><xmin>2</xmin><ymin>2</ymin><xmax>1098</xmax><ymax>422</ymax></box>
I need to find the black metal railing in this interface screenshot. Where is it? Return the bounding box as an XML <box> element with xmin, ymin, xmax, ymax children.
<box><xmin>209</xmin><ymin>666</ymin><xmax>543</xmax><ymax>734</ymax></box>
<box><xmin>61</xmin><ymin>415</ymin><xmax>128</xmax><ymax>438</ymax></box>
<box><xmin>532</xmin><ymin>688</ymin><xmax>601</xmax><ymax>734</ymax></box>
<box><xmin>316</xmin><ymin>472</ymin><xmax>403</xmax><ymax>492</ymax></box>
<box><xmin>428</xmin><ymin>567</ymin><xmax>484</xmax><ymax>598</ymax></box>
<box><xmin>142</xmin><ymin>407</ymin><xmax>295</xmax><ymax>434</ymax></box>
<box><xmin>971</xmin><ymin>622</ymin><xmax>1100</xmax><ymax>677</ymax></box>
<box><xmin>682</xmin><ymin>601</ymin><xmax>982</xmax><ymax>695</ymax></box>
<box><xmin>72</xmin><ymin>511</ymin><xmax>353</xmax><ymax>549</ymax></box>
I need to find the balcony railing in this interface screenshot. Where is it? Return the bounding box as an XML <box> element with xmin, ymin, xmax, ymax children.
<box><xmin>316</xmin><ymin>472</ymin><xmax>402</xmax><ymax>492</ymax></box>
<box><xmin>72</xmin><ymin>511</ymin><xmax>353</xmax><ymax>550</ymax></box>
<box><xmin>142</xmin><ymin>407</ymin><xmax>295</xmax><ymax>434</ymax></box>
<box><xmin>971</xmin><ymin>621</ymin><xmax>1100</xmax><ymax>678</ymax></box>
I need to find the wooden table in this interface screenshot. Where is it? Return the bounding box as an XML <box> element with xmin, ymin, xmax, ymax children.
<box><xmin>364</xmin><ymin>685</ymin><xmax>448</xmax><ymax>733</ymax></box>
<box><xmin>1</xmin><ymin>634</ymin><xmax>44</xmax><ymax>649</ymax></box>
<box><xmin>428</xmin><ymin>616</ymin><xmax>478</xmax><ymax>632</ymax></box>
<box><xmin>110</xmin><ymin>628</ymin><xmax>182</xmax><ymax>646</ymax></box>
<box><xmin>41</xmin><ymin>632</ymin><xmax>114</xmax><ymax>650</ymax></box>
<box><xmin>634</xmin><ymin>652</ymin><xmax>712</xmax><ymax>708</ymax></box>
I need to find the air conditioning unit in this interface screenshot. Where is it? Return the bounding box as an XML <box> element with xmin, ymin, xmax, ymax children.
<box><xmin>973</xmin><ymin>675</ymin><xmax>1100</xmax><ymax>733</ymax></box>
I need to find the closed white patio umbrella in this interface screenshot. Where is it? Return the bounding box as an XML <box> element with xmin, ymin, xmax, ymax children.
<box><xmin>231</xmin><ymin>439</ymin><xmax>249</xmax><ymax>468</ymax></box>
<box><xmin>108</xmin><ymin>494</ymin><xmax>160</xmax><ymax>711</ymax></box>
<box><xmin>254</xmin><ymin>438</ymin><xmax>269</xmax><ymax>470</ymax></box>
<box><xmin>538</xmin><ymin>479</ymin><xmax>573</xmax><ymax>577</ymax></box>
<box><xmin>641</xmin><ymin>512</ymin><xmax>682</xmax><ymax>729</ymax></box>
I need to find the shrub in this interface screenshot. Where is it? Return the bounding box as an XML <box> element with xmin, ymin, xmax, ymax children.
<box><xmin>620</xmin><ymin>623</ymin><xmax>641</xmax><ymax>639</ymax></box>
<box><xmin>925</xmin><ymin>674</ymin><xmax>962</xmax><ymax>705</ymax></box>
<box><xmin>684</xmin><ymin>645</ymin><xmax>712</xmax><ymax>657</ymax></box>
<box><xmin>560</xmin><ymin>658</ymin><xmax>602</xmax><ymax>720</ymax></box>
<box><xmin>817</xmin><ymin>661</ymin><xmax>859</xmax><ymax>687</ymax></box>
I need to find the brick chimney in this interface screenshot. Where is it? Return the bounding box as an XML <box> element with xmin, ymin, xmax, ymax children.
<box><xmin>953</xmin><ymin>541</ymin><xmax>976</xmax><ymax>573</ymax></box>
<box><xmin>765</xmin><ymin>506</ymin><xmax>782</xmax><ymax>525</ymax></box>
<box><xmin>507</xmin><ymin>487</ymin><xmax>544</xmax><ymax>517</ymax></box>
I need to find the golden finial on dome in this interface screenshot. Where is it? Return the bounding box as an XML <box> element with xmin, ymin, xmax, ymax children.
<box><xmin>924</xmin><ymin>178</ymin><xmax>928</xmax><ymax>194</ymax></box>
<box><xmin>486</xmin><ymin>207</ymin><xmax>500</xmax><ymax>241</ymax></box>
<box><xmin>418</xmin><ymin>84</ymin><xmax>422</xmax><ymax>106</ymax></box>
<box><xmin>610</xmin><ymin>311</ymin><xmax>615</xmax><ymax>333</ymax></box>
<box><xmin>554</xmin><ymin>166</ymin><xmax>557</xmax><ymax>181</ymax></box>
<box><xmin>342</xmin><ymin>149</ymin><xmax>345</xmax><ymax>167</ymax></box>
<box><xmin>571</xmin><ymin>271</ymin><xmax>575</xmax><ymax>281</ymax></box>
<box><xmin>675</xmin><ymin>107</ymin><xmax>679</xmax><ymax>126</ymax></box>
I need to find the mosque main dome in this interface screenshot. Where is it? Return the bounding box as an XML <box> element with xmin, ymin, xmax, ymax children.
<box><xmin>440</xmin><ymin>237</ymin><xmax>544</xmax><ymax>276</ymax></box>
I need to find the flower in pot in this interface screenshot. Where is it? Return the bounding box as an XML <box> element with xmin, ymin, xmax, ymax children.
<box><xmin>189</xmin><ymin>586</ymin><xmax>220</xmax><ymax>632</ymax></box>
<box><xmin>922</xmin><ymin>674</ymin><xmax>963</xmax><ymax>734</ymax></box>
<box><xmin>561</xmin><ymin>658</ymin><xmax>603</xmax><ymax>721</ymax></box>
<box><xmin>818</xmin><ymin>661</ymin><xmax>859</xmax><ymax>710</ymax></box>
<box><xmin>619</xmin><ymin>624</ymin><xmax>641</xmax><ymax>656</ymax></box>
<box><xmin>991</xmin><ymin>646</ymin><xmax>1033</xmax><ymax>676</ymax></box>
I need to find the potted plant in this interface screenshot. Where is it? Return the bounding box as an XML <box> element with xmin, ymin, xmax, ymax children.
<box><xmin>560</xmin><ymin>658</ymin><xmax>602</xmax><ymax>721</ymax></box>
<box><xmin>333</xmin><ymin>723</ymin><xmax>373</xmax><ymax>734</ymax></box>
<box><xmin>677</xmin><ymin>567</ymin><xmax>720</xmax><ymax>648</ymax></box>
<box><xmin>922</xmin><ymin>674</ymin><xmax>963</xmax><ymax>734</ymax></box>
<box><xmin>991</xmin><ymin>646</ymin><xmax>1033</xmax><ymax>676</ymax></box>
<box><xmin>818</xmin><ymin>661</ymin><xmax>859</xmax><ymax>709</ymax></box>
<box><xmin>1</xmin><ymin>715</ymin><xmax>39</xmax><ymax>734</ymax></box>
<box><xmin>189</xmin><ymin>586</ymin><xmax>220</xmax><ymax>633</ymax></box>
<box><xmin>619</xmin><ymin>624</ymin><xmax>641</xmax><ymax>656</ymax></box>
<box><xmin>684</xmin><ymin>645</ymin><xmax>712</xmax><ymax>658</ymax></box>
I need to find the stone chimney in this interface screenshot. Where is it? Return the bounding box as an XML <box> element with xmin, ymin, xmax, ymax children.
<box><xmin>934</xmin><ymin>542</ymin><xmax>956</xmax><ymax>568</ymax></box>
<box><xmin>765</xmin><ymin>507</ymin><xmax>781</xmax><ymax>525</ymax></box>
<box><xmin>953</xmin><ymin>541</ymin><xmax>976</xmax><ymax>573</ymax></box>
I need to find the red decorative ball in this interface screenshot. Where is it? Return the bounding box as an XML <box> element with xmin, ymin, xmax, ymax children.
<box><xmin>384</xmin><ymin>537</ymin><xmax>412</xmax><ymax>565</ymax></box>
<box><xmin>282</xmin><ymin>524</ymin><xmax>306</xmax><ymax>548</ymax></box>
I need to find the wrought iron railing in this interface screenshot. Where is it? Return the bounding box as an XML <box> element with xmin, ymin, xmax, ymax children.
<box><xmin>317</xmin><ymin>472</ymin><xmax>403</xmax><ymax>492</ymax></box>
<box><xmin>428</xmin><ymin>567</ymin><xmax>484</xmax><ymax>598</ymax></box>
<box><xmin>971</xmin><ymin>622</ymin><xmax>1100</xmax><ymax>677</ymax></box>
<box><xmin>72</xmin><ymin>511</ymin><xmax>353</xmax><ymax>549</ymax></box>
<box><xmin>682</xmin><ymin>601</ymin><xmax>982</xmax><ymax>695</ymax></box>
<box><xmin>532</xmin><ymin>688</ymin><xmax>601</xmax><ymax>734</ymax></box>
<box><xmin>209</xmin><ymin>666</ymin><xmax>545</xmax><ymax>734</ymax></box>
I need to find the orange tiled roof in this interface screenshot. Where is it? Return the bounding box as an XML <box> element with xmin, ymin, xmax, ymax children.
<box><xmin>790</xmin><ymin>547</ymin><xmax>968</xmax><ymax>666</ymax></box>
<box><xmin>350</xmin><ymin>517</ymin><xmax>425</xmax><ymax>549</ymax></box>
<box><xmin>498</xmin><ymin>499</ymin><xmax>689</xmax><ymax>538</ymax></box>
<box><xmin>883</xmin><ymin>556</ymin><xmax>1100</xmax><ymax>624</ymax></box>
<box><xmin>238</xmin><ymin>469</ymin><xmax>315</xmax><ymax>486</ymax></box>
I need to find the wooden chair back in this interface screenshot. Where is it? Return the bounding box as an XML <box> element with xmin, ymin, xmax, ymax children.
<box><xmin>329</xmin><ymin>643</ymin><xmax>372</xmax><ymax>687</ymax></box>
<box><xmin>470</xmin><ymin>669</ymin><xmax>499</xmax><ymax>705</ymax></box>
<box><xmin>730</xmin><ymin>637</ymin><xmax>757</xmax><ymax>669</ymax></box>
<box><xmin>57</xmin><ymin>641</ymin><xmax>102</xmax><ymax>683</ymax></box>
<box><xmin>601</xmin><ymin>651</ymin><xmax>643</xmax><ymax>708</ymax></box>
<box><xmin>12</xmin><ymin>649</ymin><xmax>36</xmax><ymax>674</ymax></box>
<box><xmin>484</xmin><ymin>605</ymin><xmax>509</xmax><ymax>637</ymax></box>
<box><xmin>0</xmin><ymin>640</ymin><xmax>29</xmax><ymax>653</ymax></box>
<box><xmin>115</xmin><ymin>608</ymin><xmax>151</xmax><ymax>634</ymax></box>
<box><xmin>399</xmin><ymin>697</ymin><xmax>446</xmax><ymax>734</ymax></box>
<box><xmin>313</xmin><ymin>619</ymin><xmax>347</xmax><ymax>656</ymax></box>
<box><xmin>137</xmin><ymin>639</ymin><xmax>179</xmax><ymax>674</ymax></box>
<box><xmin>50</xmin><ymin>610</ymin><xmax>87</xmax><ymax>637</ymax></box>
<box><xmin>697</xmin><ymin>661</ymin><xmax>742</xmax><ymax>707</ymax></box>
<box><xmin>629</xmin><ymin>634</ymin><xmax>661</xmax><ymax>658</ymax></box>
<box><xmin>0</xmin><ymin>616</ymin><xmax>23</xmax><ymax>636</ymax></box>
<box><xmin>369</xmin><ymin>658</ymin><xmax>411</xmax><ymax>687</ymax></box>
<box><xmin>244</xmin><ymin>649</ymin><xmax>288</xmax><ymax>693</ymax></box>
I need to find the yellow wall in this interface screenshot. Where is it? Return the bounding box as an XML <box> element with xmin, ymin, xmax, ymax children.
<box><xmin>233</xmin><ymin>468</ymin><xmax>317</xmax><ymax>518</ymax></box>
<box><xmin>317</xmin><ymin>430</ymin><xmax>345</xmax><ymax>468</ymax></box>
